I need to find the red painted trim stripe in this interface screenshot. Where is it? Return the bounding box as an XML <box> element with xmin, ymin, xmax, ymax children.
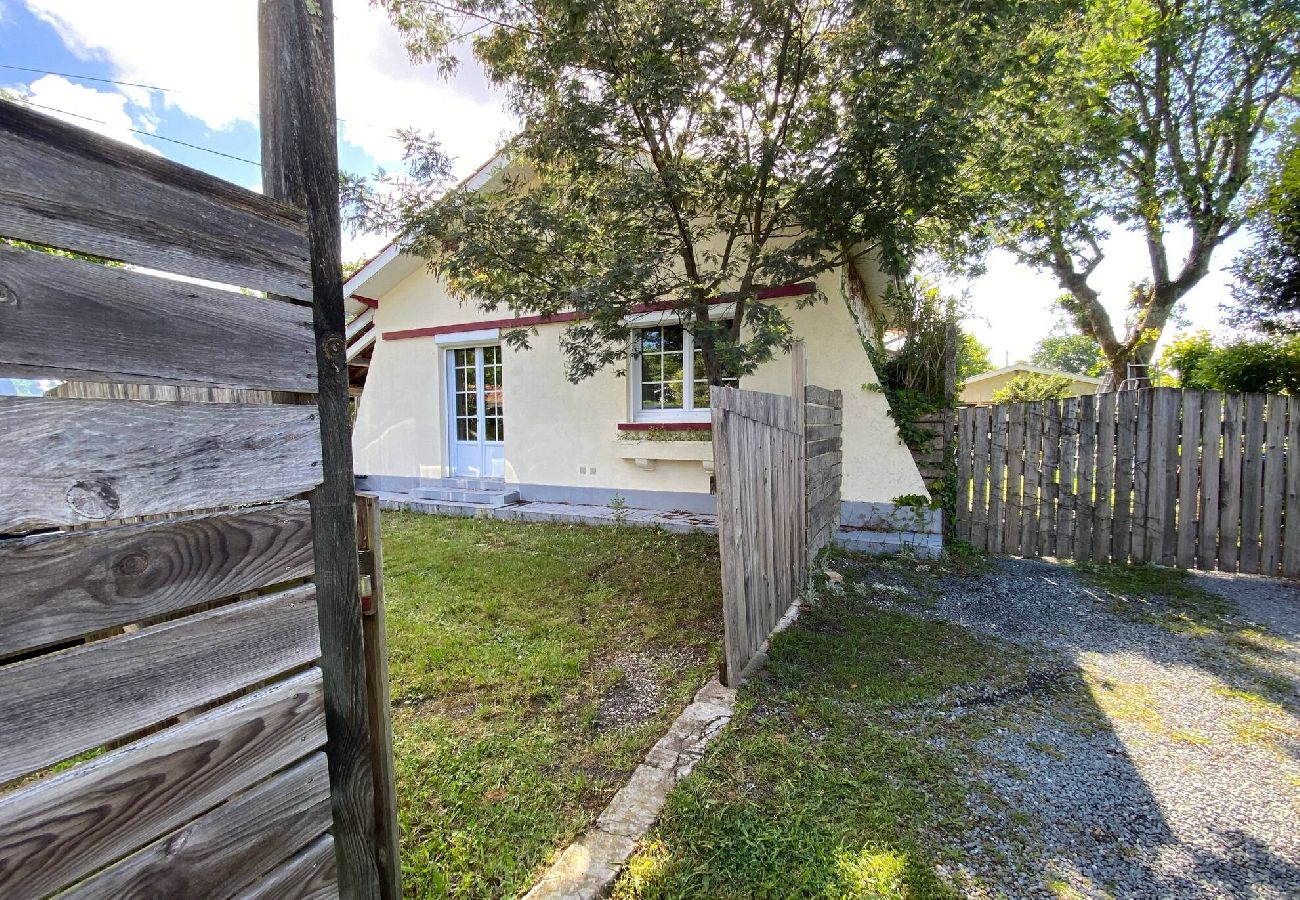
<box><xmin>617</xmin><ymin>421</ymin><xmax>712</xmax><ymax>432</ymax></box>
<box><xmin>381</xmin><ymin>281</ymin><xmax>815</xmax><ymax>342</ymax></box>
<box><xmin>353</xmin><ymin>295</ymin><xmax>379</xmax><ymax>309</ymax></box>
<box><xmin>383</xmin><ymin>310</ymin><xmax>583</xmax><ymax>341</ymax></box>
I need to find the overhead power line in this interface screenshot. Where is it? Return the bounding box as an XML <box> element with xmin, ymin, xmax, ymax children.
<box><xmin>0</xmin><ymin>62</ymin><xmax>175</xmax><ymax>93</ymax></box>
<box><xmin>12</xmin><ymin>97</ymin><xmax>262</xmax><ymax>167</ymax></box>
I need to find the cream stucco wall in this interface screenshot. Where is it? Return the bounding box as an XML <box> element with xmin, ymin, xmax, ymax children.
<box><xmin>960</xmin><ymin>369</ymin><xmax>1102</xmax><ymax>405</ymax></box>
<box><xmin>352</xmin><ymin>260</ymin><xmax>926</xmax><ymax>504</ymax></box>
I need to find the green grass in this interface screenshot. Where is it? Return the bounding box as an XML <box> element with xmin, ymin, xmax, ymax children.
<box><xmin>613</xmin><ymin>557</ymin><xmax>1089</xmax><ymax>899</ymax></box>
<box><xmin>382</xmin><ymin>512</ymin><xmax>723</xmax><ymax>898</ymax></box>
<box><xmin>1072</xmin><ymin>561</ymin><xmax>1229</xmax><ymax>633</ymax></box>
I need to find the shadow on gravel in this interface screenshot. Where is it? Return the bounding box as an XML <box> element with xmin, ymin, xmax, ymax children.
<box><xmin>823</xmin><ymin>552</ymin><xmax>1300</xmax><ymax>897</ymax></box>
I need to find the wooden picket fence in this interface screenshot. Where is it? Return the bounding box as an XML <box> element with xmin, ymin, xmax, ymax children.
<box><xmin>956</xmin><ymin>388</ymin><xmax>1300</xmax><ymax>576</ymax></box>
<box><xmin>0</xmin><ymin>3</ymin><xmax>398</xmax><ymax>897</ymax></box>
<box><xmin>712</xmin><ymin>370</ymin><xmax>844</xmax><ymax>686</ymax></box>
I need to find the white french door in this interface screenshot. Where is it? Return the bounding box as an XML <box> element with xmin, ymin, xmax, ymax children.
<box><xmin>447</xmin><ymin>345</ymin><xmax>505</xmax><ymax>478</ymax></box>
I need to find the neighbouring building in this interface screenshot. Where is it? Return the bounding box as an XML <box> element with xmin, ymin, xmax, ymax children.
<box><xmin>345</xmin><ymin>157</ymin><xmax>939</xmax><ymax>553</ymax></box>
<box><xmin>960</xmin><ymin>364</ymin><xmax>1103</xmax><ymax>405</ymax></box>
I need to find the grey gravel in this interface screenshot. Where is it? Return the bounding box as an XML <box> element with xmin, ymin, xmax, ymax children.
<box><xmin>594</xmin><ymin>648</ymin><xmax>703</xmax><ymax>731</ymax></box>
<box><xmin>850</xmin><ymin>555</ymin><xmax>1300</xmax><ymax>899</ymax></box>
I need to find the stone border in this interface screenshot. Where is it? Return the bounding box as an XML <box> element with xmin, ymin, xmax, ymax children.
<box><xmin>523</xmin><ymin>680</ymin><xmax>736</xmax><ymax>900</ymax></box>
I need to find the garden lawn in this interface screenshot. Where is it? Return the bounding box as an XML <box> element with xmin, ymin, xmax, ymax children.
<box><xmin>381</xmin><ymin>511</ymin><xmax>723</xmax><ymax>898</ymax></box>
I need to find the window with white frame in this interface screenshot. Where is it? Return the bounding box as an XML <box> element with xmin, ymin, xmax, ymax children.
<box><xmin>632</xmin><ymin>321</ymin><xmax>739</xmax><ymax>421</ymax></box>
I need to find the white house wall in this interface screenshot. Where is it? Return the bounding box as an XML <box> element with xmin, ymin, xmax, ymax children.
<box><xmin>352</xmin><ymin>261</ymin><xmax>927</xmax><ymax>510</ymax></box>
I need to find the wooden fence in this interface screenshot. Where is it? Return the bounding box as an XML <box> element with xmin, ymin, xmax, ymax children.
<box><xmin>0</xmin><ymin>3</ymin><xmax>394</xmax><ymax>897</ymax></box>
<box><xmin>712</xmin><ymin>376</ymin><xmax>843</xmax><ymax>685</ymax></box>
<box><xmin>956</xmin><ymin>388</ymin><xmax>1300</xmax><ymax>576</ymax></box>
<box><xmin>805</xmin><ymin>385</ymin><xmax>845</xmax><ymax>562</ymax></box>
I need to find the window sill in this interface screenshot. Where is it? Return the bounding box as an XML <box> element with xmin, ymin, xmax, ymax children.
<box><xmin>617</xmin><ymin>421</ymin><xmax>712</xmax><ymax>432</ymax></box>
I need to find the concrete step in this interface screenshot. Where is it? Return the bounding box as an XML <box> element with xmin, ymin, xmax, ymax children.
<box><xmin>417</xmin><ymin>477</ymin><xmax>508</xmax><ymax>492</ymax></box>
<box><xmin>833</xmin><ymin>528</ymin><xmax>942</xmax><ymax>559</ymax></box>
<box><xmin>412</xmin><ymin>486</ymin><xmax>520</xmax><ymax>506</ymax></box>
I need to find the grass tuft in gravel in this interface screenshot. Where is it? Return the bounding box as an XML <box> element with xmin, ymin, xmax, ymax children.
<box><xmin>381</xmin><ymin>512</ymin><xmax>723</xmax><ymax>898</ymax></box>
<box><xmin>1072</xmin><ymin>561</ymin><xmax>1229</xmax><ymax>634</ymax></box>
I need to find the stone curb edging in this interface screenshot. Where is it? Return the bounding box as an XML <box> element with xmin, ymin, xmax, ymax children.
<box><xmin>522</xmin><ymin>679</ymin><xmax>737</xmax><ymax>900</ymax></box>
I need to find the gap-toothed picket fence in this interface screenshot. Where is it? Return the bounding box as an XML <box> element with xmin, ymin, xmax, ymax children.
<box><xmin>0</xmin><ymin>3</ymin><xmax>398</xmax><ymax>898</ymax></box>
<box><xmin>712</xmin><ymin>378</ymin><xmax>843</xmax><ymax>686</ymax></box>
<box><xmin>956</xmin><ymin>388</ymin><xmax>1299</xmax><ymax>576</ymax></box>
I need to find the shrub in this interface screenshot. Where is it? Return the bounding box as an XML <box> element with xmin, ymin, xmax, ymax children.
<box><xmin>989</xmin><ymin>372</ymin><xmax>1075</xmax><ymax>403</ymax></box>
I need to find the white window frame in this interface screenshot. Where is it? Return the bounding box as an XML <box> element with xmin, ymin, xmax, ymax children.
<box><xmin>629</xmin><ymin>306</ymin><xmax>738</xmax><ymax>423</ymax></box>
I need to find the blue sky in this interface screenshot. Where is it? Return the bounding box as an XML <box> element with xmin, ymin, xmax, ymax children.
<box><xmin>0</xmin><ymin>0</ymin><xmax>1242</xmax><ymax>364</ymax></box>
<box><xmin>0</xmin><ymin>0</ymin><xmax>514</xmax><ymax>264</ymax></box>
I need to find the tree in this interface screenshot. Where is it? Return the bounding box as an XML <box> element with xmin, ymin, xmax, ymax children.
<box><xmin>990</xmin><ymin>371</ymin><xmax>1076</xmax><ymax>403</ymax></box>
<box><xmin>357</xmin><ymin>0</ymin><xmax>1053</xmax><ymax>384</ymax></box>
<box><xmin>957</xmin><ymin>331</ymin><xmax>995</xmax><ymax>380</ymax></box>
<box><xmin>1230</xmin><ymin>126</ymin><xmax>1300</xmax><ymax>334</ymax></box>
<box><xmin>974</xmin><ymin>0</ymin><xmax>1300</xmax><ymax>385</ymax></box>
<box><xmin>1031</xmin><ymin>331</ymin><xmax>1107</xmax><ymax>376</ymax></box>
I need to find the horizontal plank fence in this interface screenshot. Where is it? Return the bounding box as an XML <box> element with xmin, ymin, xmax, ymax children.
<box><xmin>957</xmin><ymin>388</ymin><xmax>1300</xmax><ymax>576</ymax></box>
<box><xmin>0</xmin><ymin>6</ymin><xmax>394</xmax><ymax>892</ymax></box>
<box><xmin>713</xmin><ymin>365</ymin><xmax>844</xmax><ymax>686</ymax></box>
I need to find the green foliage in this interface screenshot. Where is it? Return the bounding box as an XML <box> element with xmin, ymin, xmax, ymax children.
<box><xmin>1031</xmin><ymin>331</ymin><xmax>1107</xmax><ymax>377</ymax></box>
<box><xmin>354</xmin><ymin>0</ymin><xmax>1057</xmax><ymax>383</ymax></box>
<box><xmin>956</xmin><ymin>331</ymin><xmax>994</xmax><ymax>380</ymax></box>
<box><xmin>1231</xmin><ymin>123</ymin><xmax>1300</xmax><ymax>335</ymax></box>
<box><xmin>1158</xmin><ymin>330</ymin><xmax>1217</xmax><ymax>389</ymax></box>
<box><xmin>972</xmin><ymin>0</ymin><xmax>1300</xmax><ymax>378</ymax></box>
<box><xmin>1200</xmin><ymin>336</ymin><xmax>1300</xmax><ymax>395</ymax></box>
<box><xmin>1160</xmin><ymin>330</ymin><xmax>1300</xmax><ymax>394</ymax></box>
<box><xmin>617</xmin><ymin>427</ymin><xmax>711</xmax><ymax>442</ymax></box>
<box><xmin>989</xmin><ymin>371</ymin><xmax>1075</xmax><ymax>403</ymax></box>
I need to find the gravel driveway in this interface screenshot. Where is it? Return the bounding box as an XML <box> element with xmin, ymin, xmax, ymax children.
<box><xmin>844</xmin><ymin>554</ymin><xmax>1300</xmax><ymax>899</ymax></box>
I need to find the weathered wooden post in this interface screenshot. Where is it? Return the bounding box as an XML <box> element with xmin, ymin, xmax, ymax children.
<box><xmin>258</xmin><ymin>1</ymin><xmax>382</xmax><ymax>896</ymax></box>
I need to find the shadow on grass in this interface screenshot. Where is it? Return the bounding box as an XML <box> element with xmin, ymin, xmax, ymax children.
<box><xmin>614</xmin><ymin>564</ymin><xmax>1300</xmax><ymax>898</ymax></box>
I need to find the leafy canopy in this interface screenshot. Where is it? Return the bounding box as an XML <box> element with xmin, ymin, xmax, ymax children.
<box><xmin>358</xmin><ymin>0</ymin><xmax>1055</xmax><ymax>383</ymax></box>
<box><xmin>972</xmin><ymin>0</ymin><xmax>1300</xmax><ymax>383</ymax></box>
<box><xmin>1030</xmin><ymin>328</ymin><xmax>1107</xmax><ymax>377</ymax></box>
<box><xmin>1231</xmin><ymin>124</ymin><xmax>1300</xmax><ymax>335</ymax></box>
<box><xmin>957</xmin><ymin>332</ymin><xmax>995</xmax><ymax>380</ymax></box>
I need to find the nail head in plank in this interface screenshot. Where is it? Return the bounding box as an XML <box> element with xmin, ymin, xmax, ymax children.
<box><xmin>0</xmin><ymin>669</ymin><xmax>326</xmax><ymax>899</ymax></box>
<box><xmin>0</xmin><ymin>397</ymin><xmax>322</xmax><ymax>533</ymax></box>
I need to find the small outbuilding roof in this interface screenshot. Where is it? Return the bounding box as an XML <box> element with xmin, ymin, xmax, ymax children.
<box><xmin>962</xmin><ymin>363</ymin><xmax>1103</xmax><ymax>386</ymax></box>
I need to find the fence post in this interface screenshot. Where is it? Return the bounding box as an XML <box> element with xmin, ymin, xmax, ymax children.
<box><xmin>259</xmin><ymin>1</ymin><xmax>381</xmax><ymax>895</ymax></box>
<box><xmin>357</xmin><ymin>495</ymin><xmax>401</xmax><ymax>900</ymax></box>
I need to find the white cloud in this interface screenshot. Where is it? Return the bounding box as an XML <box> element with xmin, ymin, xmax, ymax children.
<box><xmin>17</xmin><ymin>74</ymin><xmax>155</xmax><ymax>151</ymax></box>
<box><xmin>23</xmin><ymin>0</ymin><xmax>513</xmax><ymax>173</ymax></box>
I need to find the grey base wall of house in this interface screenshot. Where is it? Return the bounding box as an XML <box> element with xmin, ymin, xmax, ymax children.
<box><xmin>356</xmin><ymin>475</ymin><xmax>944</xmax><ymax>545</ymax></box>
<box><xmin>353</xmin><ymin>474</ymin><xmax>719</xmax><ymax>515</ymax></box>
<box><xmin>840</xmin><ymin>501</ymin><xmax>943</xmax><ymax>535</ymax></box>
